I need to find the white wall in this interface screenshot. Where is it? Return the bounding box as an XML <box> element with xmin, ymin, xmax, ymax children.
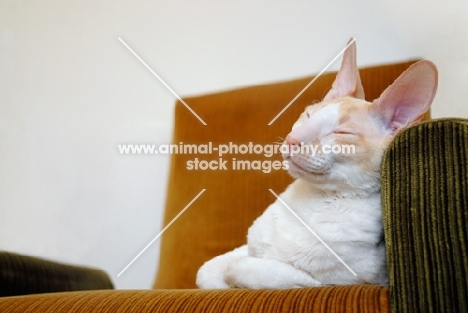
<box><xmin>1</xmin><ymin>0</ymin><xmax>467</xmax><ymax>289</ymax></box>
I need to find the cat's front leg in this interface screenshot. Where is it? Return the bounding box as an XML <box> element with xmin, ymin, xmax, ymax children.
<box><xmin>196</xmin><ymin>245</ymin><xmax>248</xmax><ymax>289</ymax></box>
<box><xmin>224</xmin><ymin>256</ymin><xmax>321</xmax><ymax>289</ymax></box>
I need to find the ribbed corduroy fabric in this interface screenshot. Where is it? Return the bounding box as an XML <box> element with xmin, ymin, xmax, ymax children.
<box><xmin>0</xmin><ymin>251</ymin><xmax>114</xmax><ymax>297</ymax></box>
<box><xmin>381</xmin><ymin>119</ymin><xmax>468</xmax><ymax>313</ymax></box>
<box><xmin>0</xmin><ymin>286</ymin><xmax>388</xmax><ymax>313</ymax></box>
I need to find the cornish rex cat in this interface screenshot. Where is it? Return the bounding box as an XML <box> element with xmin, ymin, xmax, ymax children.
<box><xmin>196</xmin><ymin>39</ymin><xmax>438</xmax><ymax>289</ymax></box>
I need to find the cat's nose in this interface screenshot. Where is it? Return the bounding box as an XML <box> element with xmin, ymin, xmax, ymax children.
<box><xmin>286</xmin><ymin>135</ymin><xmax>301</xmax><ymax>147</ymax></box>
<box><xmin>285</xmin><ymin>135</ymin><xmax>302</xmax><ymax>157</ymax></box>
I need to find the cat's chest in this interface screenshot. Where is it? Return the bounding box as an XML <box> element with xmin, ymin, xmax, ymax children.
<box><xmin>273</xmin><ymin>179</ymin><xmax>380</xmax><ymax>227</ymax></box>
<box><xmin>247</xmin><ymin>180</ymin><xmax>382</xmax><ymax>260</ymax></box>
<box><xmin>270</xmin><ymin>193</ymin><xmax>377</xmax><ymax>241</ymax></box>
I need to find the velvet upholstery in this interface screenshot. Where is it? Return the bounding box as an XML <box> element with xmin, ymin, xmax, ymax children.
<box><xmin>0</xmin><ymin>251</ymin><xmax>113</xmax><ymax>297</ymax></box>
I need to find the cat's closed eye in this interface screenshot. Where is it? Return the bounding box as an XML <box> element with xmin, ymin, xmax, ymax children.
<box><xmin>324</xmin><ymin>130</ymin><xmax>359</xmax><ymax>137</ymax></box>
<box><xmin>324</xmin><ymin>131</ymin><xmax>360</xmax><ymax>141</ymax></box>
<box><xmin>334</xmin><ymin>130</ymin><xmax>358</xmax><ymax>136</ymax></box>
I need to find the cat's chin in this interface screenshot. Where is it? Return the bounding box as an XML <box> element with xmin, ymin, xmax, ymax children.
<box><xmin>286</xmin><ymin>158</ymin><xmax>330</xmax><ymax>180</ymax></box>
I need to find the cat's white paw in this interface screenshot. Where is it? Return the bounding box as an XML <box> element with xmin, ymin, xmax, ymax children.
<box><xmin>196</xmin><ymin>245</ymin><xmax>249</xmax><ymax>289</ymax></box>
<box><xmin>224</xmin><ymin>256</ymin><xmax>321</xmax><ymax>289</ymax></box>
<box><xmin>196</xmin><ymin>262</ymin><xmax>230</xmax><ymax>289</ymax></box>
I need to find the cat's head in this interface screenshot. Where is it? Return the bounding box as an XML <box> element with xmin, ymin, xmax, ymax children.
<box><xmin>282</xmin><ymin>39</ymin><xmax>438</xmax><ymax>192</ymax></box>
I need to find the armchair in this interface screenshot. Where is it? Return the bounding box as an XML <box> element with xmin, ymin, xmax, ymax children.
<box><xmin>0</xmin><ymin>60</ymin><xmax>466</xmax><ymax>313</ymax></box>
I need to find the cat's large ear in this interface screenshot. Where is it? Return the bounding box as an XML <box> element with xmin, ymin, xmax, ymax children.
<box><xmin>371</xmin><ymin>60</ymin><xmax>437</xmax><ymax>134</ymax></box>
<box><xmin>324</xmin><ymin>38</ymin><xmax>365</xmax><ymax>100</ymax></box>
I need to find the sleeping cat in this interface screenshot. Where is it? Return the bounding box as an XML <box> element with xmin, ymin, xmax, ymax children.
<box><xmin>196</xmin><ymin>39</ymin><xmax>438</xmax><ymax>289</ymax></box>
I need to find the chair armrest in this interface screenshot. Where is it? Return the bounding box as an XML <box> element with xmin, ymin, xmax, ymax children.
<box><xmin>381</xmin><ymin>118</ymin><xmax>468</xmax><ymax>313</ymax></box>
<box><xmin>0</xmin><ymin>251</ymin><xmax>113</xmax><ymax>297</ymax></box>
<box><xmin>0</xmin><ymin>286</ymin><xmax>388</xmax><ymax>313</ymax></box>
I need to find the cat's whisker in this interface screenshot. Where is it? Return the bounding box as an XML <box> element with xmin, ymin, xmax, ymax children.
<box><xmin>272</xmin><ymin>137</ymin><xmax>285</xmax><ymax>145</ymax></box>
